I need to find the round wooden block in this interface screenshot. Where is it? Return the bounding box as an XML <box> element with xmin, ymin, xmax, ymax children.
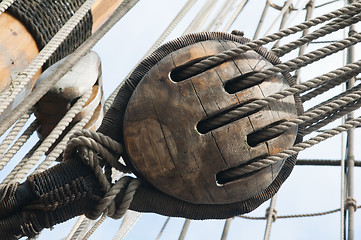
<box><xmin>123</xmin><ymin>40</ymin><xmax>298</xmax><ymax>204</ymax></box>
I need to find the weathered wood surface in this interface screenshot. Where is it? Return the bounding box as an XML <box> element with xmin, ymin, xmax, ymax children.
<box><xmin>123</xmin><ymin>40</ymin><xmax>298</xmax><ymax>204</ymax></box>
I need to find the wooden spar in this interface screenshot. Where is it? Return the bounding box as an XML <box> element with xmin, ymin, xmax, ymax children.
<box><xmin>91</xmin><ymin>0</ymin><xmax>125</xmax><ymax>33</ymax></box>
<box><xmin>0</xmin><ymin>0</ymin><xmax>125</xmax><ymax>95</ymax></box>
<box><xmin>0</xmin><ymin>13</ymin><xmax>41</xmax><ymax>93</ymax></box>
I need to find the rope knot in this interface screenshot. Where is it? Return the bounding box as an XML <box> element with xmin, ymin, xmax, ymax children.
<box><xmin>345</xmin><ymin>197</ymin><xmax>357</xmax><ymax>211</ymax></box>
<box><xmin>265</xmin><ymin>207</ymin><xmax>278</xmax><ymax>222</ymax></box>
<box><xmin>63</xmin><ymin>130</ymin><xmax>141</xmax><ymax>220</ymax></box>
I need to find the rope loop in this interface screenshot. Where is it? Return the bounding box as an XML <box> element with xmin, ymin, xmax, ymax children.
<box><xmin>345</xmin><ymin>197</ymin><xmax>357</xmax><ymax>211</ymax></box>
<box><xmin>265</xmin><ymin>207</ymin><xmax>278</xmax><ymax>222</ymax></box>
<box><xmin>63</xmin><ymin>130</ymin><xmax>140</xmax><ymax>220</ymax></box>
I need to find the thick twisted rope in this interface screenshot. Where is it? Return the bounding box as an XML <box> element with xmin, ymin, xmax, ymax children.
<box><xmin>0</xmin><ymin>0</ymin><xmax>96</xmax><ymax>112</ymax></box>
<box><xmin>175</xmin><ymin>1</ymin><xmax>361</xmax><ymax>79</ymax></box>
<box><xmin>272</xmin><ymin>12</ymin><xmax>361</xmax><ymax>57</ymax></box>
<box><xmin>263</xmin><ymin>83</ymin><xmax>361</xmax><ymax>135</ymax></box>
<box><xmin>0</xmin><ymin>0</ymin><xmax>15</xmax><ymax>15</ymax></box>
<box><xmin>67</xmin><ymin>216</ymin><xmax>92</xmax><ymax>240</ymax></box>
<box><xmin>203</xmin><ymin>59</ymin><xmax>361</xmax><ymax>131</ymax></box>
<box><xmin>1</xmin><ymin>140</ymin><xmax>41</xmax><ymax>186</ymax></box>
<box><xmin>301</xmin><ymin>72</ymin><xmax>360</xmax><ymax>102</ymax></box>
<box><xmin>240</xmin><ymin>114</ymin><xmax>361</xmax><ymax>175</ymax></box>
<box><xmin>3</xmin><ymin>91</ymin><xmax>91</xmax><ymax>184</ymax></box>
<box><xmin>0</xmin><ymin>120</ymin><xmax>38</xmax><ymax>171</ymax></box>
<box><xmin>303</xmin><ymin>97</ymin><xmax>361</xmax><ymax>135</ymax></box>
<box><xmin>228</xmin><ymin>30</ymin><xmax>361</xmax><ymax>94</ymax></box>
<box><xmin>219</xmin><ymin>84</ymin><xmax>361</xmax><ymax>179</ymax></box>
<box><xmin>64</xmin><ymin>130</ymin><xmax>139</xmax><ymax>221</ymax></box>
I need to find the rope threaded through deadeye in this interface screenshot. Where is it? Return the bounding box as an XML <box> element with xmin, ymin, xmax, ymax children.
<box><xmin>63</xmin><ymin>130</ymin><xmax>141</xmax><ymax>220</ymax></box>
<box><xmin>175</xmin><ymin>1</ymin><xmax>361</xmax><ymax>79</ymax></box>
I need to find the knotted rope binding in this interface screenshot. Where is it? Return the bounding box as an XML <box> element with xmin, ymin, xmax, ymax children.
<box><xmin>63</xmin><ymin>129</ymin><xmax>141</xmax><ymax>220</ymax></box>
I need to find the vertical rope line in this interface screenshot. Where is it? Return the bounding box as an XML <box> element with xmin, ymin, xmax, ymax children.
<box><xmin>0</xmin><ymin>0</ymin><xmax>15</xmax><ymax>15</ymax></box>
<box><xmin>253</xmin><ymin>0</ymin><xmax>270</xmax><ymax>39</ymax></box>
<box><xmin>178</xmin><ymin>219</ymin><xmax>191</xmax><ymax>240</ymax></box>
<box><xmin>295</xmin><ymin>0</ymin><xmax>315</xmax><ymax>84</ymax></box>
<box><xmin>263</xmin><ymin>0</ymin><xmax>294</xmax><ymax>36</ymax></box>
<box><xmin>220</xmin><ymin>218</ymin><xmax>232</xmax><ymax>240</ymax></box>
<box><xmin>205</xmin><ymin>0</ymin><xmax>235</xmax><ymax>31</ymax></box>
<box><xmin>156</xmin><ymin>217</ymin><xmax>171</xmax><ymax>240</ymax></box>
<box><xmin>340</xmin><ymin>121</ymin><xmax>346</xmax><ymax>240</ymax></box>
<box><xmin>340</xmin><ymin>3</ymin><xmax>348</xmax><ymax>238</ymax></box>
<box><xmin>264</xmin><ymin>195</ymin><xmax>277</xmax><ymax>240</ymax></box>
<box><xmin>272</xmin><ymin>0</ymin><xmax>292</xmax><ymax>49</ymax></box>
<box><xmin>345</xmin><ymin>1</ymin><xmax>356</xmax><ymax>237</ymax></box>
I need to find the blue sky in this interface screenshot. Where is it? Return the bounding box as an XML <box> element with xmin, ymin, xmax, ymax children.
<box><xmin>17</xmin><ymin>0</ymin><xmax>361</xmax><ymax>239</ymax></box>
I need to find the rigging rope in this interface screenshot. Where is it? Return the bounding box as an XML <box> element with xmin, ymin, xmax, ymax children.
<box><xmin>2</xmin><ymin>0</ymin><xmax>361</xmax><ymax>238</ymax></box>
<box><xmin>0</xmin><ymin>108</ymin><xmax>33</xmax><ymax>159</ymax></box>
<box><xmin>240</xmin><ymin>204</ymin><xmax>360</xmax><ymax>221</ymax></box>
<box><xmin>0</xmin><ymin>0</ymin><xmax>96</xmax><ymax>113</ymax></box>
<box><xmin>33</xmin><ymin>114</ymin><xmax>93</xmax><ymax>174</ymax></box>
<box><xmin>0</xmin><ymin>120</ymin><xmax>38</xmax><ymax>171</ymax></box>
<box><xmin>2</xmin><ymin>91</ymin><xmax>92</xmax><ymax>184</ymax></box>
<box><xmin>0</xmin><ymin>0</ymin><xmax>14</xmax><ymax>15</ymax></box>
<box><xmin>204</xmin><ymin>54</ymin><xmax>361</xmax><ymax>134</ymax></box>
<box><xmin>65</xmin><ymin>216</ymin><xmax>92</xmax><ymax>240</ymax></box>
<box><xmin>176</xmin><ymin>1</ymin><xmax>361</xmax><ymax>79</ymax></box>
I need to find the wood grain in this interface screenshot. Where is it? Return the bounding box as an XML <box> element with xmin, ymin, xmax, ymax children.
<box><xmin>123</xmin><ymin>40</ymin><xmax>298</xmax><ymax>204</ymax></box>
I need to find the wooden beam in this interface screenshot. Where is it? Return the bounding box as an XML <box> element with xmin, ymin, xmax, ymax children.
<box><xmin>91</xmin><ymin>0</ymin><xmax>125</xmax><ymax>33</ymax></box>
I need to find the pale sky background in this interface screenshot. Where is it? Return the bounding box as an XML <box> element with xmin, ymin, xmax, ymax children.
<box><xmin>16</xmin><ymin>0</ymin><xmax>361</xmax><ymax>239</ymax></box>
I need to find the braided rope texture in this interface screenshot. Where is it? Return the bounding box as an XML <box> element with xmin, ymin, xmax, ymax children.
<box><xmin>176</xmin><ymin>2</ymin><xmax>361</xmax><ymax>79</ymax></box>
<box><xmin>0</xmin><ymin>0</ymin><xmax>96</xmax><ymax>120</ymax></box>
<box><xmin>2</xmin><ymin>91</ymin><xmax>92</xmax><ymax>185</ymax></box>
<box><xmin>203</xmin><ymin>33</ymin><xmax>361</xmax><ymax>133</ymax></box>
<box><xmin>7</xmin><ymin>0</ymin><xmax>92</xmax><ymax>69</ymax></box>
